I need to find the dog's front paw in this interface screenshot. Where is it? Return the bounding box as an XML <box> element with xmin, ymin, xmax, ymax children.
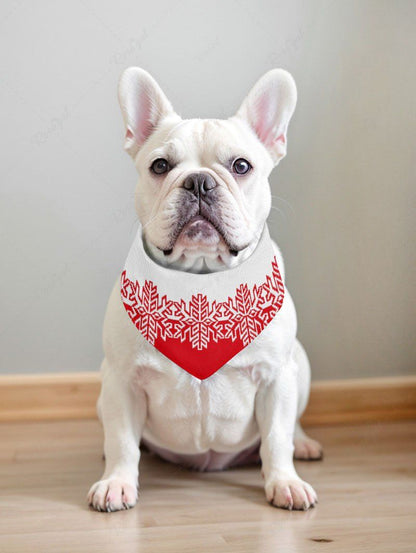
<box><xmin>87</xmin><ymin>478</ymin><xmax>138</xmax><ymax>512</ymax></box>
<box><xmin>264</xmin><ymin>476</ymin><xmax>318</xmax><ymax>510</ymax></box>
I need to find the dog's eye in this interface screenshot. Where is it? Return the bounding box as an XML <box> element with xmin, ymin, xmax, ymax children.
<box><xmin>150</xmin><ymin>158</ymin><xmax>170</xmax><ymax>175</ymax></box>
<box><xmin>232</xmin><ymin>158</ymin><xmax>252</xmax><ymax>175</ymax></box>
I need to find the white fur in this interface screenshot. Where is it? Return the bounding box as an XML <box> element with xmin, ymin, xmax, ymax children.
<box><xmin>88</xmin><ymin>68</ymin><xmax>322</xmax><ymax>513</ymax></box>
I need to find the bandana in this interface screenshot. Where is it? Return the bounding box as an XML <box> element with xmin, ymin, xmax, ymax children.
<box><xmin>120</xmin><ymin>224</ymin><xmax>284</xmax><ymax>380</ymax></box>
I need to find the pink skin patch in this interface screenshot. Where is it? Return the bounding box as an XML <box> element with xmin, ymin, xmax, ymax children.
<box><xmin>251</xmin><ymin>92</ymin><xmax>287</xmax><ymax>153</ymax></box>
<box><xmin>127</xmin><ymin>82</ymin><xmax>154</xmax><ymax>147</ymax></box>
<box><xmin>274</xmin><ymin>133</ymin><xmax>286</xmax><ymax>146</ymax></box>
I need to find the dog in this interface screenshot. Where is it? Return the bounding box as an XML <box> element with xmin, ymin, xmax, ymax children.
<box><xmin>87</xmin><ymin>67</ymin><xmax>323</xmax><ymax>512</ymax></box>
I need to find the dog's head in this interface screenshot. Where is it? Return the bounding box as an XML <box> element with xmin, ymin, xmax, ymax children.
<box><xmin>119</xmin><ymin>68</ymin><xmax>297</xmax><ymax>272</ymax></box>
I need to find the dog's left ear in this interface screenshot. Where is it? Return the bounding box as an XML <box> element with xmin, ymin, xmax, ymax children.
<box><xmin>235</xmin><ymin>69</ymin><xmax>297</xmax><ymax>164</ymax></box>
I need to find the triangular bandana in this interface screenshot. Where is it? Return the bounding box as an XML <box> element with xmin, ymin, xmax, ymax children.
<box><xmin>120</xmin><ymin>225</ymin><xmax>285</xmax><ymax>380</ymax></box>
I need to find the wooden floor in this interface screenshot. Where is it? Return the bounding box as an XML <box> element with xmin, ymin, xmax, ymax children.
<box><xmin>0</xmin><ymin>420</ymin><xmax>415</xmax><ymax>553</ymax></box>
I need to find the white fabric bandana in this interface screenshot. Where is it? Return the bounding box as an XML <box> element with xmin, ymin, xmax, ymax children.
<box><xmin>121</xmin><ymin>224</ymin><xmax>285</xmax><ymax>380</ymax></box>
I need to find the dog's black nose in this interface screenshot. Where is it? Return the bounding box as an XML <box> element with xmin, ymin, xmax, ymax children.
<box><xmin>183</xmin><ymin>172</ymin><xmax>217</xmax><ymax>196</ymax></box>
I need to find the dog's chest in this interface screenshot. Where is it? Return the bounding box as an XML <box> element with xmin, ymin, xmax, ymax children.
<box><xmin>134</xmin><ymin>364</ymin><xmax>260</xmax><ymax>453</ymax></box>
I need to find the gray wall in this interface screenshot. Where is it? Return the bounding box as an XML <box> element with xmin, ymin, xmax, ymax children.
<box><xmin>1</xmin><ymin>0</ymin><xmax>415</xmax><ymax>379</ymax></box>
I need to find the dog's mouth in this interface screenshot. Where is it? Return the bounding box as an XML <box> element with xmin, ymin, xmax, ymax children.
<box><xmin>161</xmin><ymin>214</ymin><xmax>241</xmax><ymax>257</ymax></box>
<box><xmin>179</xmin><ymin>214</ymin><xmax>220</xmax><ymax>242</ymax></box>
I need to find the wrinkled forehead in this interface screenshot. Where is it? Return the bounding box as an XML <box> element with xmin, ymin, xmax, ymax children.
<box><xmin>143</xmin><ymin>118</ymin><xmax>263</xmax><ymax>166</ymax></box>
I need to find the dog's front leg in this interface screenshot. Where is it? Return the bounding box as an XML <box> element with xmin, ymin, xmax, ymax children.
<box><xmin>88</xmin><ymin>367</ymin><xmax>146</xmax><ymax>512</ymax></box>
<box><xmin>255</xmin><ymin>361</ymin><xmax>318</xmax><ymax>510</ymax></box>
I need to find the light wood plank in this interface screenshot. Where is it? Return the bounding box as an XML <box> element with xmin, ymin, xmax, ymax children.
<box><xmin>0</xmin><ymin>419</ymin><xmax>415</xmax><ymax>552</ymax></box>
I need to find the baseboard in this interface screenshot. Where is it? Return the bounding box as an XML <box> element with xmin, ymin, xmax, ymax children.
<box><xmin>0</xmin><ymin>372</ymin><xmax>415</xmax><ymax>425</ymax></box>
<box><xmin>302</xmin><ymin>376</ymin><xmax>416</xmax><ymax>425</ymax></box>
<box><xmin>0</xmin><ymin>373</ymin><xmax>98</xmax><ymax>422</ymax></box>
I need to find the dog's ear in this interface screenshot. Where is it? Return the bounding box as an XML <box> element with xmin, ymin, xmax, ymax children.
<box><xmin>235</xmin><ymin>69</ymin><xmax>297</xmax><ymax>164</ymax></box>
<box><xmin>118</xmin><ymin>67</ymin><xmax>177</xmax><ymax>158</ymax></box>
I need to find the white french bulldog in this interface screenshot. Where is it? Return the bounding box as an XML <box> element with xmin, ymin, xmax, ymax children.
<box><xmin>88</xmin><ymin>67</ymin><xmax>323</xmax><ymax>513</ymax></box>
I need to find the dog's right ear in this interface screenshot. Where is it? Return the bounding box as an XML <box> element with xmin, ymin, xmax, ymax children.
<box><xmin>118</xmin><ymin>68</ymin><xmax>177</xmax><ymax>158</ymax></box>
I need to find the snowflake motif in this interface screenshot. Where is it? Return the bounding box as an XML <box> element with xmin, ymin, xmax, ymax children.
<box><xmin>222</xmin><ymin>283</ymin><xmax>266</xmax><ymax>346</ymax></box>
<box><xmin>174</xmin><ymin>294</ymin><xmax>219</xmax><ymax>350</ymax></box>
<box><xmin>121</xmin><ymin>272</ymin><xmax>173</xmax><ymax>344</ymax></box>
<box><xmin>120</xmin><ymin>256</ymin><xmax>284</xmax><ymax>350</ymax></box>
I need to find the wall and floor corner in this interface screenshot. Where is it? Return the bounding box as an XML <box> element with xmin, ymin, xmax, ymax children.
<box><xmin>0</xmin><ymin>373</ymin><xmax>415</xmax><ymax>425</ymax></box>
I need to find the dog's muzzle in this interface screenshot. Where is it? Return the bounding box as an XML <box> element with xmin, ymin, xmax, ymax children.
<box><xmin>162</xmin><ymin>172</ymin><xmax>242</xmax><ymax>256</ymax></box>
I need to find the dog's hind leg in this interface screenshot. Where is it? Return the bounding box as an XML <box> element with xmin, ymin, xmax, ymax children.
<box><xmin>293</xmin><ymin>339</ymin><xmax>323</xmax><ymax>461</ymax></box>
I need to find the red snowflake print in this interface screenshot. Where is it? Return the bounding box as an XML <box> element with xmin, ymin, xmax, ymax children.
<box><xmin>174</xmin><ymin>294</ymin><xmax>220</xmax><ymax>350</ymax></box>
<box><xmin>120</xmin><ymin>256</ymin><xmax>284</xmax><ymax>351</ymax></box>
<box><xmin>121</xmin><ymin>273</ymin><xmax>173</xmax><ymax>344</ymax></box>
<box><xmin>222</xmin><ymin>283</ymin><xmax>266</xmax><ymax>346</ymax></box>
